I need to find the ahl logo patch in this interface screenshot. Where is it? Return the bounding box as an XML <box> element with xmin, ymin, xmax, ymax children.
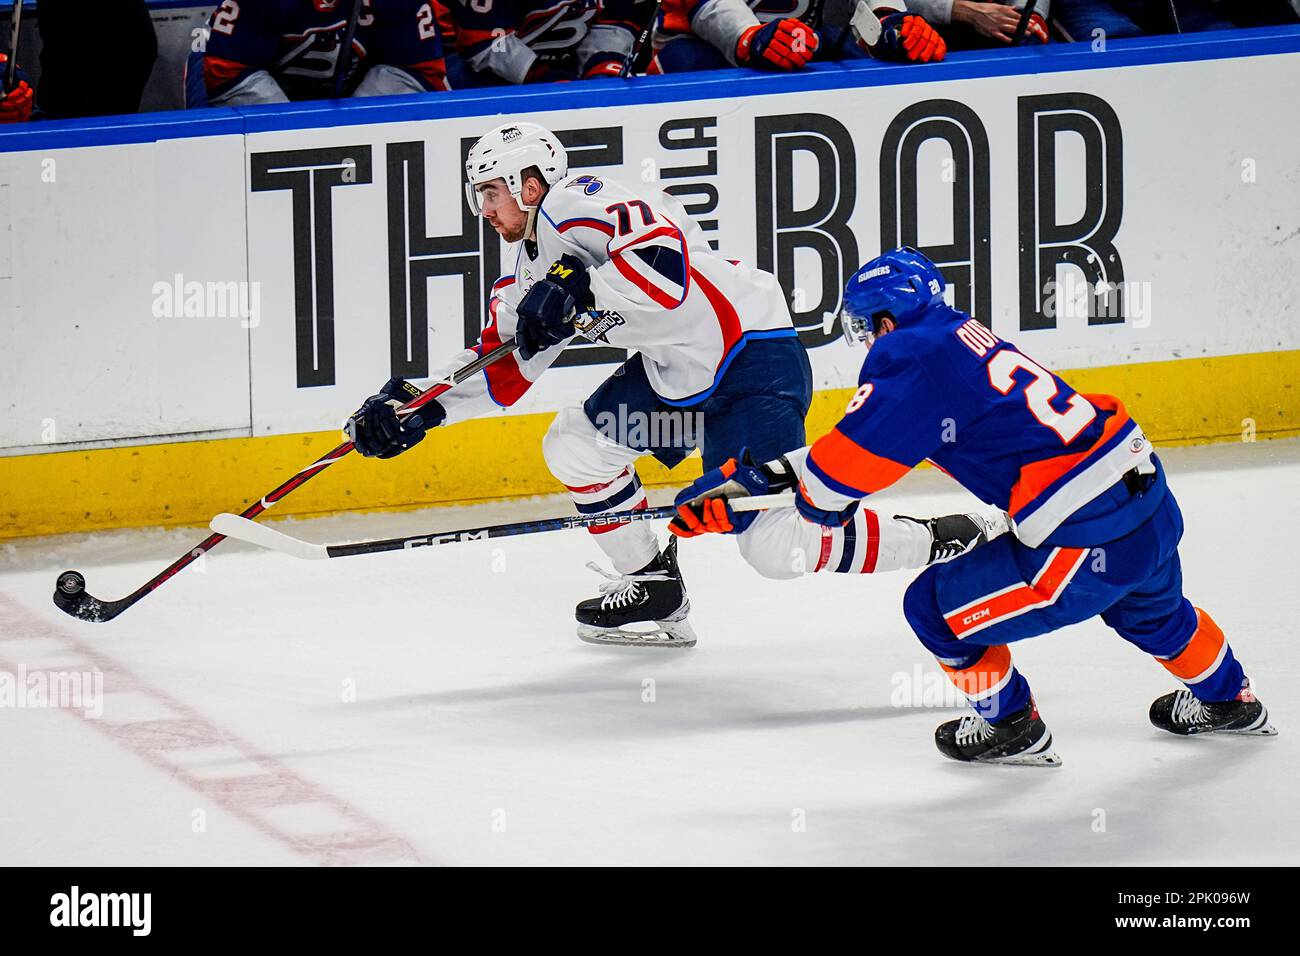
<box><xmin>574</xmin><ymin>310</ymin><xmax>626</xmax><ymax>344</ymax></box>
<box><xmin>567</xmin><ymin>175</ymin><xmax>604</xmax><ymax>195</ymax></box>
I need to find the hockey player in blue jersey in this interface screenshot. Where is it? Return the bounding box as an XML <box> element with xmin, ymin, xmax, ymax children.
<box><xmin>671</xmin><ymin>247</ymin><xmax>1275</xmax><ymax>764</ymax></box>
<box><xmin>185</xmin><ymin>0</ymin><xmax>450</xmax><ymax>108</ymax></box>
<box><xmin>654</xmin><ymin>0</ymin><xmax>946</xmax><ymax>74</ymax></box>
<box><xmin>440</xmin><ymin>0</ymin><xmax>651</xmax><ymax>87</ymax></box>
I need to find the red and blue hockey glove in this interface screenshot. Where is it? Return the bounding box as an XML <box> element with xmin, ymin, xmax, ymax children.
<box><xmin>1018</xmin><ymin>11</ymin><xmax>1049</xmax><ymax>45</ymax></box>
<box><xmin>670</xmin><ymin>450</ymin><xmax>797</xmax><ymax>537</ymax></box>
<box><xmin>794</xmin><ymin>482</ymin><xmax>859</xmax><ymax>528</ymax></box>
<box><xmin>581</xmin><ymin>55</ymin><xmax>626</xmax><ymax>79</ymax></box>
<box><xmin>866</xmin><ymin>12</ymin><xmax>947</xmax><ymax>63</ymax></box>
<box><xmin>736</xmin><ymin>19</ymin><xmax>820</xmax><ymax>71</ymax></box>
<box><xmin>524</xmin><ymin>60</ymin><xmax>575</xmax><ymax>83</ymax></box>
<box><xmin>345</xmin><ymin>378</ymin><xmax>445</xmax><ymax>459</ymax></box>
<box><xmin>0</xmin><ymin>56</ymin><xmax>33</xmax><ymax>123</ymax></box>
<box><xmin>516</xmin><ymin>255</ymin><xmax>591</xmax><ymax>360</ymax></box>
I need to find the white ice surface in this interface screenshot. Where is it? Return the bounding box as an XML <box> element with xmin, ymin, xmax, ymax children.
<box><xmin>1</xmin><ymin>441</ymin><xmax>1297</xmax><ymax>866</ymax></box>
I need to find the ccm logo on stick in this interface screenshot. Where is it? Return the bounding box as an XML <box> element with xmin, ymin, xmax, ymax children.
<box><xmin>404</xmin><ymin>531</ymin><xmax>489</xmax><ymax>548</ymax></box>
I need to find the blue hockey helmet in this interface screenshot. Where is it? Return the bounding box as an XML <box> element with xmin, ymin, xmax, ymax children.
<box><xmin>840</xmin><ymin>247</ymin><xmax>946</xmax><ymax>348</ymax></box>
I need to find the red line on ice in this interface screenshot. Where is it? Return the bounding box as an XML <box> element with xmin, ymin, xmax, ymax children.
<box><xmin>0</xmin><ymin>592</ymin><xmax>427</xmax><ymax>866</ymax></box>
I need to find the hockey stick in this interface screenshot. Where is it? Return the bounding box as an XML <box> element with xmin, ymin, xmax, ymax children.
<box><xmin>210</xmin><ymin>493</ymin><xmax>798</xmax><ymax>560</ymax></box>
<box><xmin>52</xmin><ymin>340</ymin><xmax>520</xmax><ymax>623</ymax></box>
<box><xmin>620</xmin><ymin>0</ymin><xmax>662</xmax><ymax>77</ymax></box>
<box><xmin>808</xmin><ymin>0</ymin><xmax>858</xmax><ymax>61</ymax></box>
<box><xmin>1165</xmin><ymin>0</ymin><xmax>1182</xmax><ymax>34</ymax></box>
<box><xmin>4</xmin><ymin>0</ymin><xmax>23</xmax><ymax>93</ymax></box>
<box><xmin>331</xmin><ymin>0</ymin><xmax>366</xmax><ymax>98</ymax></box>
<box><xmin>1010</xmin><ymin>0</ymin><xmax>1038</xmax><ymax>45</ymax></box>
<box><xmin>808</xmin><ymin>0</ymin><xmax>827</xmax><ymax>31</ymax></box>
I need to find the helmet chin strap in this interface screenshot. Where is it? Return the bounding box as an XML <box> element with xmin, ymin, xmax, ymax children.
<box><xmin>521</xmin><ymin>183</ymin><xmax>550</xmax><ymax>241</ymax></box>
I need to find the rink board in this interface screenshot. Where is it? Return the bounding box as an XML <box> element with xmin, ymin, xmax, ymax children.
<box><xmin>2</xmin><ymin>30</ymin><xmax>1299</xmax><ymax>536</ymax></box>
<box><xmin>3</xmin><ymin>348</ymin><xmax>1296</xmax><ymax>538</ymax></box>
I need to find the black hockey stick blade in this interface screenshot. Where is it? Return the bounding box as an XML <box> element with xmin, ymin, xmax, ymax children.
<box><xmin>52</xmin><ymin>568</ymin><xmax>159</xmax><ymax>624</ymax></box>
<box><xmin>53</xmin><ymin>570</ymin><xmax>119</xmax><ymax>622</ymax></box>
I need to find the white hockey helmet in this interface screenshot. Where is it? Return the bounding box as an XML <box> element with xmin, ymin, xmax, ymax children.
<box><xmin>464</xmin><ymin>121</ymin><xmax>568</xmax><ymax>214</ymax></box>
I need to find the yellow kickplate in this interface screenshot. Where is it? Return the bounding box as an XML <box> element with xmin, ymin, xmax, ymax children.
<box><xmin>2</xmin><ymin>349</ymin><xmax>1297</xmax><ymax>539</ymax></box>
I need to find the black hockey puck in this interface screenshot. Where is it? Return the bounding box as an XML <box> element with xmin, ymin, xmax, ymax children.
<box><xmin>56</xmin><ymin>570</ymin><xmax>86</xmax><ymax>596</ymax></box>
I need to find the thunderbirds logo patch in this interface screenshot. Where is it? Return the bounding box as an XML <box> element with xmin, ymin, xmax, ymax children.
<box><xmin>574</xmin><ymin>310</ymin><xmax>626</xmax><ymax>344</ymax></box>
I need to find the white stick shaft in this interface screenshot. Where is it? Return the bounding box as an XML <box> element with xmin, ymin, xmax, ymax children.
<box><xmin>728</xmin><ymin>492</ymin><xmax>795</xmax><ymax>512</ymax></box>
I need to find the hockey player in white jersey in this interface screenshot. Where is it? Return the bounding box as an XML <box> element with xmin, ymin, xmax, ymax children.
<box><xmin>345</xmin><ymin>121</ymin><xmax>1002</xmax><ymax>646</ymax></box>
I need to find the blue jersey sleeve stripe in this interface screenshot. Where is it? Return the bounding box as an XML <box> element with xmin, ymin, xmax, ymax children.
<box><xmin>806</xmin><ymin>454</ymin><xmax>870</xmax><ymax>501</ymax></box>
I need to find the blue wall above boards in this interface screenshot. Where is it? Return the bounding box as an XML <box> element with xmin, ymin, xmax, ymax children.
<box><xmin>2</xmin><ymin>24</ymin><xmax>1299</xmax><ymax>154</ymax></box>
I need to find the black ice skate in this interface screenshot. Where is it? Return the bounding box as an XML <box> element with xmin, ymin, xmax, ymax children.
<box><xmin>935</xmin><ymin>700</ymin><xmax>1062</xmax><ymax>767</ymax></box>
<box><xmin>1149</xmin><ymin>682</ymin><xmax>1277</xmax><ymax>737</ymax></box>
<box><xmin>576</xmin><ymin>537</ymin><xmax>696</xmax><ymax>648</ymax></box>
<box><xmin>896</xmin><ymin>511</ymin><xmax>1010</xmax><ymax>564</ymax></box>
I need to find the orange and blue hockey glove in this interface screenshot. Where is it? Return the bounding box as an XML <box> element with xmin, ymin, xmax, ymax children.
<box><xmin>863</xmin><ymin>12</ymin><xmax>946</xmax><ymax>64</ymax></box>
<box><xmin>736</xmin><ymin>19</ymin><xmax>820</xmax><ymax>71</ymax></box>
<box><xmin>670</xmin><ymin>450</ymin><xmax>797</xmax><ymax>537</ymax></box>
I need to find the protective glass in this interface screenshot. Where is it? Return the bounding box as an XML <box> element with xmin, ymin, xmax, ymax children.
<box><xmin>464</xmin><ymin>181</ymin><xmax>483</xmax><ymax>215</ymax></box>
<box><xmin>839</xmin><ymin>299</ymin><xmax>878</xmax><ymax>350</ymax></box>
<box><xmin>466</xmin><ymin>179</ymin><xmax>524</xmax><ymax>217</ymax></box>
